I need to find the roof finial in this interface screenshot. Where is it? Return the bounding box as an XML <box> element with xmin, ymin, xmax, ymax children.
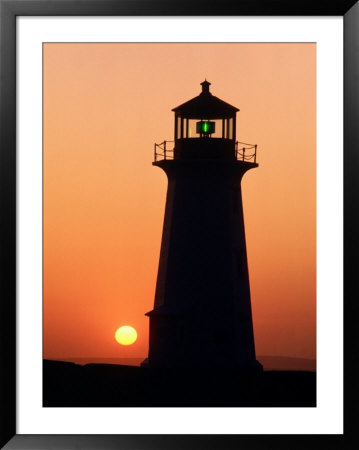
<box><xmin>200</xmin><ymin>79</ymin><xmax>211</xmax><ymax>94</ymax></box>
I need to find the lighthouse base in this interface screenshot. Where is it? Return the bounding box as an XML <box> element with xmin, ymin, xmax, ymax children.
<box><xmin>143</xmin><ymin>306</ymin><xmax>262</xmax><ymax>372</ymax></box>
<box><xmin>141</xmin><ymin>357</ymin><xmax>263</xmax><ymax>373</ymax></box>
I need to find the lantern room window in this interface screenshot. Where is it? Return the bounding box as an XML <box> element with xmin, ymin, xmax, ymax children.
<box><xmin>175</xmin><ymin>117</ymin><xmax>235</xmax><ymax>140</ymax></box>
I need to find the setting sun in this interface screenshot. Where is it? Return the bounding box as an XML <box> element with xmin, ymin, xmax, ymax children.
<box><xmin>115</xmin><ymin>326</ymin><xmax>137</xmax><ymax>346</ymax></box>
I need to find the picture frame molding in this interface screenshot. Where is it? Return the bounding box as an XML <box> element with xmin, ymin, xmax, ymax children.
<box><xmin>1</xmin><ymin>1</ymin><xmax>357</xmax><ymax>448</ymax></box>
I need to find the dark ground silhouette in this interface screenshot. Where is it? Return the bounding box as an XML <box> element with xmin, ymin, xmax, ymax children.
<box><xmin>43</xmin><ymin>359</ymin><xmax>316</xmax><ymax>407</ymax></box>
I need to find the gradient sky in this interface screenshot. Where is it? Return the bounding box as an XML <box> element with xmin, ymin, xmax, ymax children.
<box><xmin>43</xmin><ymin>43</ymin><xmax>316</xmax><ymax>362</ymax></box>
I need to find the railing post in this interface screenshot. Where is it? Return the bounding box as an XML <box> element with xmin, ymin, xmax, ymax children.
<box><xmin>243</xmin><ymin>148</ymin><xmax>245</xmax><ymax>161</ymax></box>
<box><xmin>154</xmin><ymin>143</ymin><xmax>156</xmax><ymax>162</ymax></box>
<box><xmin>254</xmin><ymin>145</ymin><xmax>257</xmax><ymax>163</ymax></box>
<box><xmin>164</xmin><ymin>140</ymin><xmax>166</xmax><ymax>160</ymax></box>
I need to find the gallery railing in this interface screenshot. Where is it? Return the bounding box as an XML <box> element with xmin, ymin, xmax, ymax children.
<box><xmin>154</xmin><ymin>140</ymin><xmax>257</xmax><ymax>163</ymax></box>
<box><xmin>154</xmin><ymin>141</ymin><xmax>174</xmax><ymax>162</ymax></box>
<box><xmin>235</xmin><ymin>141</ymin><xmax>257</xmax><ymax>163</ymax></box>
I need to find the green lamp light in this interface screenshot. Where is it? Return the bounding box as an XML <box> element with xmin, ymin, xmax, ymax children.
<box><xmin>196</xmin><ymin>121</ymin><xmax>215</xmax><ymax>135</ymax></box>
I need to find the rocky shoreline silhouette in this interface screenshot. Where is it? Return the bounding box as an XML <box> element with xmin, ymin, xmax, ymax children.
<box><xmin>43</xmin><ymin>359</ymin><xmax>316</xmax><ymax>407</ymax></box>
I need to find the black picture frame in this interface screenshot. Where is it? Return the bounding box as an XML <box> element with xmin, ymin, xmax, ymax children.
<box><xmin>1</xmin><ymin>0</ymin><xmax>358</xmax><ymax>448</ymax></box>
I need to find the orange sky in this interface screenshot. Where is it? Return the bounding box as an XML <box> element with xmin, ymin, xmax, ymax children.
<box><xmin>43</xmin><ymin>43</ymin><xmax>316</xmax><ymax>363</ymax></box>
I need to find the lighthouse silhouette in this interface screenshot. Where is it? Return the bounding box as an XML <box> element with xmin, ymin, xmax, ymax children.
<box><xmin>143</xmin><ymin>81</ymin><xmax>262</xmax><ymax>371</ymax></box>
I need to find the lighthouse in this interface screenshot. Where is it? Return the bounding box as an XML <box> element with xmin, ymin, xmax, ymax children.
<box><xmin>143</xmin><ymin>81</ymin><xmax>262</xmax><ymax>371</ymax></box>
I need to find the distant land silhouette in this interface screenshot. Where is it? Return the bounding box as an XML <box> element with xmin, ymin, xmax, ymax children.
<box><xmin>56</xmin><ymin>355</ymin><xmax>316</xmax><ymax>372</ymax></box>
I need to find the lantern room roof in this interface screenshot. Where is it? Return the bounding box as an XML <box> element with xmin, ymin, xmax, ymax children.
<box><xmin>172</xmin><ymin>80</ymin><xmax>239</xmax><ymax>119</ymax></box>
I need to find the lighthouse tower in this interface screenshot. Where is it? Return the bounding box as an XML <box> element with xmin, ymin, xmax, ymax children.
<box><xmin>144</xmin><ymin>81</ymin><xmax>261</xmax><ymax>371</ymax></box>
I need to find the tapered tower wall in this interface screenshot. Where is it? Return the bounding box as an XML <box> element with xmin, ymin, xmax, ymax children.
<box><xmin>146</xmin><ymin>158</ymin><xmax>259</xmax><ymax>369</ymax></box>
